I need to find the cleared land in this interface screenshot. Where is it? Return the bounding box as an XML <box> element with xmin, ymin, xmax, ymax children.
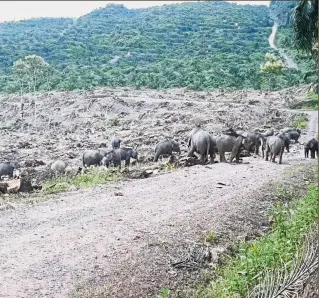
<box><xmin>0</xmin><ymin>87</ymin><xmax>317</xmax><ymax>297</ymax></box>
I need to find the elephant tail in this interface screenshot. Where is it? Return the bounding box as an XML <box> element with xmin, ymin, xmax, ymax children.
<box><xmin>206</xmin><ymin>138</ymin><xmax>211</xmax><ymax>160</ymax></box>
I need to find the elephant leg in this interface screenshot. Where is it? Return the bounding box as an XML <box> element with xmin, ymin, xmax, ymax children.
<box><xmin>154</xmin><ymin>152</ymin><xmax>160</xmax><ymax>162</ymax></box>
<box><xmin>311</xmin><ymin>150</ymin><xmax>315</xmax><ymax>159</ymax></box>
<box><xmin>230</xmin><ymin>142</ymin><xmax>241</xmax><ymax>163</ymax></box>
<box><xmin>209</xmin><ymin>148</ymin><xmax>215</xmax><ymax>164</ymax></box>
<box><xmin>271</xmin><ymin>152</ymin><xmax>276</xmax><ymax>163</ymax></box>
<box><xmin>279</xmin><ymin>150</ymin><xmax>283</xmax><ymax>164</ymax></box>
<box><xmin>269</xmin><ymin>151</ymin><xmax>273</xmax><ymax>161</ymax></box>
<box><xmin>255</xmin><ymin>144</ymin><xmax>259</xmax><ymax>155</ymax></box>
<box><xmin>199</xmin><ymin>154</ymin><xmax>206</xmax><ymax>164</ymax></box>
<box><xmin>187</xmin><ymin>145</ymin><xmax>196</xmax><ymax>158</ymax></box>
<box><xmin>265</xmin><ymin>148</ymin><xmax>269</xmax><ymax>161</ymax></box>
<box><xmin>235</xmin><ymin>151</ymin><xmax>240</xmax><ymax>163</ymax></box>
<box><xmin>125</xmin><ymin>158</ymin><xmax>130</xmax><ymax>167</ymax></box>
<box><xmin>220</xmin><ymin>151</ymin><xmax>227</xmax><ymax>163</ymax></box>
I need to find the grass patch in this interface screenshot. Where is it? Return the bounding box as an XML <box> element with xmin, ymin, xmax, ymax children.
<box><xmin>195</xmin><ymin>183</ymin><xmax>318</xmax><ymax>298</ymax></box>
<box><xmin>201</xmin><ymin>231</ymin><xmax>219</xmax><ymax>244</ymax></box>
<box><xmin>293</xmin><ymin>114</ymin><xmax>309</xmax><ymax>129</ymax></box>
<box><xmin>292</xmin><ymin>91</ymin><xmax>318</xmax><ymax>110</ymax></box>
<box><xmin>106</xmin><ymin>117</ymin><xmax>120</xmax><ymax>127</ymax></box>
<box><xmin>42</xmin><ymin>167</ymin><xmax>122</xmax><ymax>195</ymax></box>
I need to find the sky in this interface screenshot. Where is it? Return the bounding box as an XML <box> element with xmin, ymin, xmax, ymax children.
<box><xmin>0</xmin><ymin>1</ymin><xmax>270</xmax><ymax>23</ymax></box>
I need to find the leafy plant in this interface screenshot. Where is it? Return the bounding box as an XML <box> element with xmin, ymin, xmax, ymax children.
<box><xmin>196</xmin><ymin>184</ymin><xmax>318</xmax><ymax>298</ymax></box>
<box><xmin>293</xmin><ymin>115</ymin><xmax>308</xmax><ymax>128</ymax></box>
<box><xmin>204</xmin><ymin>231</ymin><xmax>219</xmax><ymax>244</ymax></box>
<box><xmin>107</xmin><ymin>117</ymin><xmax>120</xmax><ymax>127</ymax></box>
<box><xmin>158</xmin><ymin>288</ymin><xmax>170</xmax><ymax>298</ymax></box>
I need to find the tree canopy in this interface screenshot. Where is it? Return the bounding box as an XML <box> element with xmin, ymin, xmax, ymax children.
<box><xmin>0</xmin><ymin>1</ymin><xmax>316</xmax><ymax>93</ymax></box>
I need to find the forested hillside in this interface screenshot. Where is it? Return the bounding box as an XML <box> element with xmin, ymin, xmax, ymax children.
<box><xmin>0</xmin><ymin>1</ymin><xmax>315</xmax><ymax>93</ymax></box>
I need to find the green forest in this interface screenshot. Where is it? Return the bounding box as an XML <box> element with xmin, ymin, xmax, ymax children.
<box><xmin>0</xmin><ymin>1</ymin><xmax>316</xmax><ymax>93</ymax></box>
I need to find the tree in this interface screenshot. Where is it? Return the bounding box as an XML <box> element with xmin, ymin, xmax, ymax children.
<box><xmin>292</xmin><ymin>0</ymin><xmax>318</xmax><ymax>58</ymax></box>
<box><xmin>260</xmin><ymin>53</ymin><xmax>285</xmax><ymax>91</ymax></box>
<box><xmin>12</xmin><ymin>55</ymin><xmax>49</xmax><ymax>128</ymax></box>
<box><xmin>13</xmin><ymin>55</ymin><xmax>49</xmax><ymax>93</ymax></box>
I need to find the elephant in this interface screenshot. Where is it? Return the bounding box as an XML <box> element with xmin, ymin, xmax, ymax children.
<box><xmin>107</xmin><ymin>148</ymin><xmax>138</xmax><ymax>169</ymax></box>
<box><xmin>276</xmin><ymin>132</ymin><xmax>290</xmax><ymax>152</ymax></box>
<box><xmin>215</xmin><ymin>133</ymin><xmax>247</xmax><ymax>163</ymax></box>
<box><xmin>65</xmin><ymin>166</ymin><xmax>82</xmax><ymax>177</ymax></box>
<box><xmin>82</xmin><ymin>149</ymin><xmax>113</xmax><ymax>168</ymax></box>
<box><xmin>263</xmin><ymin>128</ymin><xmax>274</xmax><ymax>137</ymax></box>
<box><xmin>304</xmin><ymin>138</ymin><xmax>318</xmax><ymax>159</ymax></box>
<box><xmin>154</xmin><ymin>140</ymin><xmax>181</xmax><ymax>162</ymax></box>
<box><xmin>50</xmin><ymin>160</ymin><xmax>67</xmax><ymax>176</ymax></box>
<box><xmin>242</xmin><ymin>132</ymin><xmax>264</xmax><ymax>155</ymax></box>
<box><xmin>265</xmin><ymin>136</ymin><xmax>284</xmax><ymax>164</ymax></box>
<box><xmin>187</xmin><ymin>127</ymin><xmax>215</xmax><ymax>164</ymax></box>
<box><xmin>282</xmin><ymin>127</ymin><xmax>296</xmax><ymax>133</ymax></box>
<box><xmin>0</xmin><ymin>162</ymin><xmax>15</xmax><ymax>179</ymax></box>
<box><xmin>111</xmin><ymin>137</ymin><xmax>121</xmax><ymax>149</ymax></box>
<box><xmin>287</xmin><ymin>130</ymin><xmax>300</xmax><ymax>143</ymax></box>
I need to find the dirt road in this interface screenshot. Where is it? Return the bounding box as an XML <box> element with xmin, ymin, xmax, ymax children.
<box><xmin>0</xmin><ymin>111</ymin><xmax>317</xmax><ymax>298</ymax></box>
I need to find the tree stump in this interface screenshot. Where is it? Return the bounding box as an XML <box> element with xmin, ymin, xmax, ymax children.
<box><xmin>0</xmin><ymin>182</ymin><xmax>8</xmax><ymax>194</ymax></box>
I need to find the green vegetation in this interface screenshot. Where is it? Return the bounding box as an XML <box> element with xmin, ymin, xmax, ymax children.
<box><xmin>0</xmin><ymin>2</ymin><xmax>316</xmax><ymax>93</ymax></box>
<box><xmin>196</xmin><ymin>183</ymin><xmax>318</xmax><ymax>298</ymax></box>
<box><xmin>42</xmin><ymin>168</ymin><xmax>121</xmax><ymax>195</ymax></box>
<box><xmin>203</xmin><ymin>231</ymin><xmax>219</xmax><ymax>244</ymax></box>
<box><xmin>106</xmin><ymin>117</ymin><xmax>120</xmax><ymax>127</ymax></box>
<box><xmin>291</xmin><ymin>0</ymin><xmax>318</xmax><ymax>58</ymax></box>
<box><xmin>158</xmin><ymin>288</ymin><xmax>171</xmax><ymax>298</ymax></box>
<box><xmin>304</xmin><ymin>91</ymin><xmax>319</xmax><ymax>109</ymax></box>
<box><xmin>293</xmin><ymin>114</ymin><xmax>309</xmax><ymax>128</ymax></box>
<box><xmin>276</xmin><ymin>27</ymin><xmax>317</xmax><ymax>82</ymax></box>
<box><xmin>290</xmin><ymin>91</ymin><xmax>318</xmax><ymax>110</ymax></box>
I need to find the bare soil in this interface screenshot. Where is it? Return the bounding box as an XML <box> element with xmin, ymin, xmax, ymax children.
<box><xmin>0</xmin><ymin>86</ymin><xmax>317</xmax><ymax>298</ymax></box>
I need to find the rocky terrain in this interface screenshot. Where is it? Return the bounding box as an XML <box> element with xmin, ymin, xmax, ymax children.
<box><xmin>0</xmin><ymin>85</ymin><xmax>317</xmax><ymax>298</ymax></box>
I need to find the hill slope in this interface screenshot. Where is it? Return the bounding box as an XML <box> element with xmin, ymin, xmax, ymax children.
<box><xmin>0</xmin><ymin>1</ymin><xmax>315</xmax><ymax>92</ymax></box>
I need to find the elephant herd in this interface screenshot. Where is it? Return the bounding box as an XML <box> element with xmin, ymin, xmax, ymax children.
<box><xmin>0</xmin><ymin>124</ymin><xmax>317</xmax><ymax>180</ymax></box>
<box><xmin>158</xmin><ymin>124</ymin><xmax>317</xmax><ymax>165</ymax></box>
<box><xmin>76</xmin><ymin>124</ymin><xmax>318</xmax><ymax>174</ymax></box>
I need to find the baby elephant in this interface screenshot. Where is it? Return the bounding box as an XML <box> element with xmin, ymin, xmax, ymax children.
<box><xmin>304</xmin><ymin>138</ymin><xmax>318</xmax><ymax>159</ymax></box>
<box><xmin>51</xmin><ymin>160</ymin><xmax>67</xmax><ymax>176</ymax></box>
<box><xmin>0</xmin><ymin>162</ymin><xmax>15</xmax><ymax>179</ymax></box>
<box><xmin>108</xmin><ymin>148</ymin><xmax>138</xmax><ymax>169</ymax></box>
<box><xmin>277</xmin><ymin>132</ymin><xmax>290</xmax><ymax>152</ymax></box>
<box><xmin>111</xmin><ymin>137</ymin><xmax>121</xmax><ymax>149</ymax></box>
<box><xmin>287</xmin><ymin>130</ymin><xmax>301</xmax><ymax>143</ymax></box>
<box><xmin>154</xmin><ymin>140</ymin><xmax>181</xmax><ymax>162</ymax></box>
<box><xmin>265</xmin><ymin>136</ymin><xmax>284</xmax><ymax>164</ymax></box>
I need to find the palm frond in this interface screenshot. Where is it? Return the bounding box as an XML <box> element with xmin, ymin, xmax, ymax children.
<box><xmin>246</xmin><ymin>231</ymin><xmax>318</xmax><ymax>298</ymax></box>
<box><xmin>292</xmin><ymin>0</ymin><xmax>318</xmax><ymax>55</ymax></box>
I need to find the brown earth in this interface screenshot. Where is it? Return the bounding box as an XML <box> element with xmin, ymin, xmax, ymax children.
<box><xmin>0</xmin><ymin>86</ymin><xmax>317</xmax><ymax>298</ymax></box>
